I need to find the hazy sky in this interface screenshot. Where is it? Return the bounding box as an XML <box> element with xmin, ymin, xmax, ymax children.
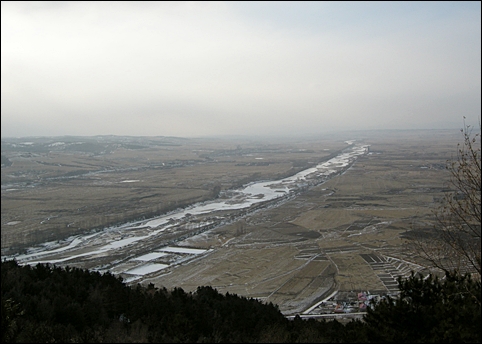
<box><xmin>1</xmin><ymin>1</ymin><xmax>480</xmax><ymax>138</ymax></box>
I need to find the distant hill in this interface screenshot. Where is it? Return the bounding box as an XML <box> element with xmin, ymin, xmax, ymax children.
<box><xmin>1</xmin><ymin>136</ymin><xmax>185</xmax><ymax>156</ymax></box>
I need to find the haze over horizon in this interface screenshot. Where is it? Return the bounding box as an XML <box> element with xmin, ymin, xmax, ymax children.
<box><xmin>1</xmin><ymin>1</ymin><xmax>480</xmax><ymax>138</ymax></box>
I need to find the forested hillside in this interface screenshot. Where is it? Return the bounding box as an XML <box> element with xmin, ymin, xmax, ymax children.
<box><xmin>1</xmin><ymin>261</ymin><xmax>357</xmax><ymax>342</ymax></box>
<box><xmin>2</xmin><ymin>260</ymin><xmax>480</xmax><ymax>343</ymax></box>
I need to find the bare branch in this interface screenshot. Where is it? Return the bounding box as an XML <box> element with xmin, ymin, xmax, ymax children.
<box><xmin>413</xmin><ymin>120</ymin><xmax>481</xmax><ymax>277</ymax></box>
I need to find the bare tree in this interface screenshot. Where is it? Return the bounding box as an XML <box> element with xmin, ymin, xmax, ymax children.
<box><xmin>415</xmin><ymin>119</ymin><xmax>481</xmax><ymax>276</ymax></box>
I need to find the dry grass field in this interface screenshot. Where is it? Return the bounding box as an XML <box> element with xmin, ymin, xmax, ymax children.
<box><xmin>1</xmin><ymin>135</ymin><xmax>345</xmax><ymax>253</ymax></box>
<box><xmin>143</xmin><ymin>129</ymin><xmax>461</xmax><ymax>314</ymax></box>
<box><xmin>1</xmin><ymin>129</ymin><xmax>462</xmax><ymax>315</ymax></box>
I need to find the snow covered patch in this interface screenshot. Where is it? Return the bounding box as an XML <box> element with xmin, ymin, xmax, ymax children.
<box><xmin>6</xmin><ymin>221</ymin><xmax>21</xmax><ymax>225</ymax></box>
<box><xmin>124</xmin><ymin>263</ymin><xmax>169</xmax><ymax>275</ymax></box>
<box><xmin>158</xmin><ymin>246</ymin><xmax>207</xmax><ymax>255</ymax></box>
<box><xmin>132</xmin><ymin>252</ymin><xmax>168</xmax><ymax>261</ymax></box>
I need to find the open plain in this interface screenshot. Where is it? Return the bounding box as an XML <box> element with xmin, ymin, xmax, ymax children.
<box><xmin>1</xmin><ymin>130</ymin><xmax>461</xmax><ymax>315</ymax></box>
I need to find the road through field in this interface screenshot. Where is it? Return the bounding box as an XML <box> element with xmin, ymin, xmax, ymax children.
<box><xmin>1</xmin><ymin>131</ymin><xmax>459</xmax><ymax>315</ymax></box>
<box><xmin>4</xmin><ymin>143</ymin><xmax>368</xmax><ymax>279</ymax></box>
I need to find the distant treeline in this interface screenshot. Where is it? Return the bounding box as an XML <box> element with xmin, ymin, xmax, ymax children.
<box><xmin>2</xmin><ymin>260</ymin><xmax>480</xmax><ymax>343</ymax></box>
<box><xmin>1</xmin><ymin>155</ymin><xmax>12</xmax><ymax>167</ymax></box>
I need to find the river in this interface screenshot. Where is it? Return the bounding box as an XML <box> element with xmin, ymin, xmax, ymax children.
<box><xmin>6</xmin><ymin>142</ymin><xmax>368</xmax><ymax>282</ymax></box>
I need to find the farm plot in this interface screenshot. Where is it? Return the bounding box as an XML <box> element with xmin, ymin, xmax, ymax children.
<box><xmin>2</xmin><ymin>136</ymin><xmax>343</xmax><ymax>253</ymax></box>
<box><xmin>2</xmin><ymin>130</ymin><xmax>463</xmax><ymax>315</ymax></box>
<box><xmin>141</xmin><ymin>130</ymin><xmax>460</xmax><ymax>314</ymax></box>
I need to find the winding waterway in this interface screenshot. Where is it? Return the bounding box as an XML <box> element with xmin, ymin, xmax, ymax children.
<box><xmin>6</xmin><ymin>142</ymin><xmax>369</xmax><ymax>282</ymax></box>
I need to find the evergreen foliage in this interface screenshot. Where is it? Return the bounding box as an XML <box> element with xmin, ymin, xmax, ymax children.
<box><xmin>363</xmin><ymin>272</ymin><xmax>481</xmax><ymax>343</ymax></box>
<box><xmin>1</xmin><ymin>260</ymin><xmax>343</xmax><ymax>343</ymax></box>
<box><xmin>2</xmin><ymin>260</ymin><xmax>480</xmax><ymax>343</ymax></box>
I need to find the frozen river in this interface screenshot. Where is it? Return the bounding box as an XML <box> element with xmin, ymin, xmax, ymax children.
<box><xmin>5</xmin><ymin>142</ymin><xmax>368</xmax><ymax>281</ymax></box>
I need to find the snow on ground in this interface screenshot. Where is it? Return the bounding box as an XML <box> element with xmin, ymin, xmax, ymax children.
<box><xmin>158</xmin><ymin>246</ymin><xmax>208</xmax><ymax>255</ymax></box>
<box><xmin>124</xmin><ymin>263</ymin><xmax>169</xmax><ymax>275</ymax></box>
<box><xmin>4</xmin><ymin>142</ymin><xmax>368</xmax><ymax>275</ymax></box>
<box><xmin>133</xmin><ymin>252</ymin><xmax>169</xmax><ymax>261</ymax></box>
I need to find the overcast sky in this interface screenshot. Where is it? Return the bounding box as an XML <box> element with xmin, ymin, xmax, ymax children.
<box><xmin>1</xmin><ymin>1</ymin><xmax>480</xmax><ymax>138</ymax></box>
